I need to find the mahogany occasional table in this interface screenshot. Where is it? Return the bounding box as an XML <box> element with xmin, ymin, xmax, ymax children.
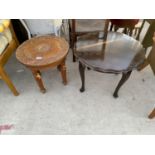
<box><xmin>75</xmin><ymin>31</ymin><xmax>145</xmax><ymax>98</ymax></box>
<box><xmin>16</xmin><ymin>35</ymin><xmax>69</xmax><ymax>93</ymax></box>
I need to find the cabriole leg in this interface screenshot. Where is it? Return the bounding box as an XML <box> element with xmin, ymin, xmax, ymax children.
<box><xmin>79</xmin><ymin>61</ymin><xmax>86</xmax><ymax>92</ymax></box>
<box><xmin>113</xmin><ymin>71</ymin><xmax>132</xmax><ymax>98</ymax></box>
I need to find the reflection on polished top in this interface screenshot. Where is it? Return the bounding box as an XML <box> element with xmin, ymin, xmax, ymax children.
<box><xmin>75</xmin><ymin>31</ymin><xmax>145</xmax><ymax>73</ymax></box>
<box><xmin>16</xmin><ymin>35</ymin><xmax>69</xmax><ymax>67</ymax></box>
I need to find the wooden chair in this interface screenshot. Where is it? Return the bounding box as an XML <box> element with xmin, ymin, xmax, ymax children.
<box><xmin>110</xmin><ymin>19</ymin><xmax>139</xmax><ymax>36</ymax></box>
<box><xmin>139</xmin><ymin>20</ymin><xmax>155</xmax><ymax>50</ymax></box>
<box><xmin>136</xmin><ymin>20</ymin><xmax>155</xmax><ymax>41</ymax></box>
<box><xmin>138</xmin><ymin>33</ymin><xmax>155</xmax><ymax>119</ymax></box>
<box><xmin>0</xmin><ymin>20</ymin><xmax>19</xmax><ymax>96</ymax></box>
<box><xmin>136</xmin><ymin>20</ymin><xmax>155</xmax><ymax>65</ymax></box>
<box><xmin>69</xmin><ymin>19</ymin><xmax>109</xmax><ymax>62</ymax></box>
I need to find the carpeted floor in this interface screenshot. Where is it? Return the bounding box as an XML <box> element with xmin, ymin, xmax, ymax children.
<box><xmin>0</xmin><ymin>50</ymin><xmax>155</xmax><ymax>135</ymax></box>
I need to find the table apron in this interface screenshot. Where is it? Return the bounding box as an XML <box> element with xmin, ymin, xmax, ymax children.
<box><xmin>26</xmin><ymin>57</ymin><xmax>66</xmax><ymax>71</ymax></box>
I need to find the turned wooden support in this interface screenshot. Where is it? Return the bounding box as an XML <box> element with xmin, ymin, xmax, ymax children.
<box><xmin>59</xmin><ymin>61</ymin><xmax>67</xmax><ymax>85</ymax></box>
<box><xmin>31</xmin><ymin>70</ymin><xmax>46</xmax><ymax>93</ymax></box>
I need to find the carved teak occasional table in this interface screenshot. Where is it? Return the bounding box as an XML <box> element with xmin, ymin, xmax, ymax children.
<box><xmin>16</xmin><ymin>35</ymin><xmax>69</xmax><ymax>93</ymax></box>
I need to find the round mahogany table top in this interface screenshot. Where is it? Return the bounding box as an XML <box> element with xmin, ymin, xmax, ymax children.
<box><xmin>16</xmin><ymin>35</ymin><xmax>69</xmax><ymax>67</ymax></box>
<box><xmin>75</xmin><ymin>31</ymin><xmax>145</xmax><ymax>73</ymax></box>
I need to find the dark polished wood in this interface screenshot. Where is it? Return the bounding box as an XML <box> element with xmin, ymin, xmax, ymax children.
<box><xmin>75</xmin><ymin>31</ymin><xmax>145</xmax><ymax>97</ymax></box>
<box><xmin>79</xmin><ymin>61</ymin><xmax>86</xmax><ymax>92</ymax></box>
<box><xmin>110</xmin><ymin>19</ymin><xmax>139</xmax><ymax>36</ymax></box>
<box><xmin>16</xmin><ymin>35</ymin><xmax>69</xmax><ymax>93</ymax></box>
<box><xmin>113</xmin><ymin>71</ymin><xmax>132</xmax><ymax>98</ymax></box>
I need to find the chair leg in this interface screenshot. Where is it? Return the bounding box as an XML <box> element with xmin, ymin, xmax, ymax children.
<box><xmin>79</xmin><ymin>61</ymin><xmax>86</xmax><ymax>92</ymax></box>
<box><xmin>148</xmin><ymin>108</ymin><xmax>155</xmax><ymax>119</ymax></box>
<box><xmin>71</xmin><ymin>33</ymin><xmax>76</xmax><ymax>62</ymax></box>
<box><xmin>113</xmin><ymin>71</ymin><xmax>132</xmax><ymax>98</ymax></box>
<box><xmin>134</xmin><ymin>28</ymin><xmax>138</xmax><ymax>36</ymax></box>
<box><xmin>0</xmin><ymin>67</ymin><xmax>19</xmax><ymax>96</ymax></box>
<box><xmin>129</xmin><ymin>28</ymin><xmax>133</xmax><ymax>36</ymax></box>
<box><xmin>114</xmin><ymin>26</ymin><xmax>119</xmax><ymax>32</ymax></box>
<box><xmin>73</xmin><ymin>52</ymin><xmax>76</xmax><ymax>62</ymax></box>
<box><xmin>110</xmin><ymin>23</ymin><xmax>113</xmax><ymax>31</ymax></box>
<box><xmin>122</xmin><ymin>28</ymin><xmax>126</xmax><ymax>34</ymax></box>
<box><xmin>137</xmin><ymin>60</ymin><xmax>149</xmax><ymax>71</ymax></box>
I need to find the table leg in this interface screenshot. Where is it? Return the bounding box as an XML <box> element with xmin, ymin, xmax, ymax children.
<box><xmin>31</xmin><ymin>70</ymin><xmax>46</xmax><ymax>93</ymax></box>
<box><xmin>79</xmin><ymin>61</ymin><xmax>86</xmax><ymax>92</ymax></box>
<box><xmin>148</xmin><ymin>108</ymin><xmax>155</xmax><ymax>119</ymax></box>
<box><xmin>60</xmin><ymin>61</ymin><xmax>67</xmax><ymax>85</ymax></box>
<box><xmin>0</xmin><ymin>67</ymin><xmax>19</xmax><ymax>96</ymax></box>
<box><xmin>113</xmin><ymin>71</ymin><xmax>132</xmax><ymax>98</ymax></box>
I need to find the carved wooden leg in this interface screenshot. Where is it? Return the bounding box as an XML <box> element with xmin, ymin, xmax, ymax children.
<box><xmin>148</xmin><ymin>108</ymin><xmax>155</xmax><ymax>119</ymax></box>
<box><xmin>60</xmin><ymin>61</ymin><xmax>67</xmax><ymax>85</ymax></box>
<box><xmin>79</xmin><ymin>61</ymin><xmax>86</xmax><ymax>92</ymax></box>
<box><xmin>113</xmin><ymin>71</ymin><xmax>132</xmax><ymax>98</ymax></box>
<box><xmin>0</xmin><ymin>67</ymin><xmax>19</xmax><ymax>96</ymax></box>
<box><xmin>31</xmin><ymin>70</ymin><xmax>46</xmax><ymax>93</ymax></box>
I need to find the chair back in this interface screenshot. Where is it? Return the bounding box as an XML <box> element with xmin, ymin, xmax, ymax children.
<box><xmin>109</xmin><ymin>19</ymin><xmax>139</xmax><ymax>36</ymax></box>
<box><xmin>69</xmin><ymin>19</ymin><xmax>110</xmax><ymax>62</ymax></box>
<box><xmin>70</xmin><ymin>19</ymin><xmax>109</xmax><ymax>35</ymax></box>
<box><xmin>141</xmin><ymin>20</ymin><xmax>155</xmax><ymax>49</ymax></box>
<box><xmin>19</xmin><ymin>19</ymin><xmax>64</xmax><ymax>38</ymax></box>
